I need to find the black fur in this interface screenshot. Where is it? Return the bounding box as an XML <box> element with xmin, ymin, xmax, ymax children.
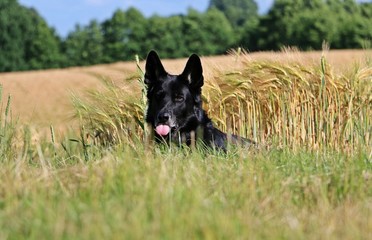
<box><xmin>144</xmin><ymin>50</ymin><xmax>254</xmax><ymax>150</ymax></box>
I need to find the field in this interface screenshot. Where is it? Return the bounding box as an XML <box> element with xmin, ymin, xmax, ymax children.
<box><xmin>0</xmin><ymin>49</ymin><xmax>371</xmax><ymax>239</ymax></box>
<box><xmin>0</xmin><ymin>49</ymin><xmax>370</xmax><ymax>134</ymax></box>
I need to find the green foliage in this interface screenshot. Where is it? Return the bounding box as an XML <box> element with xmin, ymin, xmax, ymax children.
<box><xmin>208</xmin><ymin>0</ymin><xmax>258</xmax><ymax>28</ymax></box>
<box><xmin>0</xmin><ymin>85</ymin><xmax>17</xmax><ymax>161</ymax></box>
<box><xmin>24</xmin><ymin>8</ymin><xmax>62</xmax><ymax>69</ymax></box>
<box><xmin>182</xmin><ymin>8</ymin><xmax>235</xmax><ymax>55</ymax></box>
<box><xmin>63</xmin><ymin>20</ymin><xmax>104</xmax><ymax>66</ymax></box>
<box><xmin>102</xmin><ymin>8</ymin><xmax>147</xmax><ymax>63</ymax></box>
<box><xmin>0</xmin><ymin>0</ymin><xmax>29</xmax><ymax>71</ymax></box>
<box><xmin>247</xmin><ymin>0</ymin><xmax>372</xmax><ymax>51</ymax></box>
<box><xmin>0</xmin><ymin>140</ymin><xmax>370</xmax><ymax>239</ymax></box>
<box><xmin>144</xmin><ymin>15</ymin><xmax>186</xmax><ymax>58</ymax></box>
<box><xmin>0</xmin><ymin>0</ymin><xmax>62</xmax><ymax>71</ymax></box>
<box><xmin>334</xmin><ymin>2</ymin><xmax>372</xmax><ymax>49</ymax></box>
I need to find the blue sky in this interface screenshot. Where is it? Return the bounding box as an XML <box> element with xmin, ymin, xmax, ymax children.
<box><xmin>18</xmin><ymin>0</ymin><xmax>275</xmax><ymax>38</ymax></box>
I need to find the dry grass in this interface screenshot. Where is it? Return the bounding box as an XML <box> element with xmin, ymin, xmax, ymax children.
<box><xmin>206</xmin><ymin>51</ymin><xmax>371</xmax><ymax>152</ymax></box>
<box><xmin>0</xmin><ymin>62</ymin><xmax>137</xmax><ymax>134</ymax></box>
<box><xmin>0</xmin><ymin>49</ymin><xmax>369</xmax><ymax>130</ymax></box>
<box><xmin>71</xmin><ymin>49</ymin><xmax>371</xmax><ymax>153</ymax></box>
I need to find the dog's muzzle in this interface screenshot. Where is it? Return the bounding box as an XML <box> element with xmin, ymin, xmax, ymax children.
<box><xmin>155</xmin><ymin>112</ymin><xmax>177</xmax><ymax>136</ymax></box>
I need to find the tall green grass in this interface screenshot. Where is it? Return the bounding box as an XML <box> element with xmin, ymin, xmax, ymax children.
<box><xmin>0</xmin><ymin>145</ymin><xmax>370</xmax><ymax>239</ymax></box>
<box><xmin>0</xmin><ymin>85</ymin><xmax>17</xmax><ymax>161</ymax></box>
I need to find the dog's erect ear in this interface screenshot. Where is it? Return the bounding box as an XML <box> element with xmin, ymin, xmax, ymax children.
<box><xmin>181</xmin><ymin>54</ymin><xmax>203</xmax><ymax>89</ymax></box>
<box><xmin>144</xmin><ymin>50</ymin><xmax>167</xmax><ymax>85</ymax></box>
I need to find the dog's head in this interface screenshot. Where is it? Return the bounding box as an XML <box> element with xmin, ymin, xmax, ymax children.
<box><xmin>144</xmin><ymin>50</ymin><xmax>204</xmax><ymax>138</ymax></box>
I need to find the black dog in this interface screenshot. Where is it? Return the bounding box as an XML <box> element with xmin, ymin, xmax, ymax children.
<box><xmin>144</xmin><ymin>50</ymin><xmax>254</xmax><ymax>150</ymax></box>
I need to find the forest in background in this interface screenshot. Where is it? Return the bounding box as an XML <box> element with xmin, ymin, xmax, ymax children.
<box><xmin>0</xmin><ymin>0</ymin><xmax>371</xmax><ymax>72</ymax></box>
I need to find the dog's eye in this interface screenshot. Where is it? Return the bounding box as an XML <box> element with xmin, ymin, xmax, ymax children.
<box><xmin>174</xmin><ymin>95</ymin><xmax>184</xmax><ymax>102</ymax></box>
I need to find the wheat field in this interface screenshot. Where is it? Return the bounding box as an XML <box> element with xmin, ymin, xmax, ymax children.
<box><xmin>0</xmin><ymin>49</ymin><xmax>371</xmax><ymax>239</ymax></box>
<box><xmin>0</xmin><ymin>49</ymin><xmax>369</xmax><ymax>134</ymax></box>
<box><xmin>67</xmin><ymin>49</ymin><xmax>371</xmax><ymax>153</ymax></box>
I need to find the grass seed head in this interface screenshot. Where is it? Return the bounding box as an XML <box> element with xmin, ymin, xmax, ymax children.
<box><xmin>72</xmin><ymin>53</ymin><xmax>371</xmax><ymax>152</ymax></box>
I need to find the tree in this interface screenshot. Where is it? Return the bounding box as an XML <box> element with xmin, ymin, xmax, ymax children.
<box><xmin>63</xmin><ymin>20</ymin><xmax>104</xmax><ymax>66</ymax></box>
<box><xmin>123</xmin><ymin>8</ymin><xmax>148</xmax><ymax>59</ymax></box>
<box><xmin>238</xmin><ymin>14</ymin><xmax>260</xmax><ymax>51</ymax></box>
<box><xmin>102</xmin><ymin>8</ymin><xmax>147</xmax><ymax>62</ymax></box>
<box><xmin>255</xmin><ymin>0</ymin><xmax>311</xmax><ymax>50</ymax></box>
<box><xmin>198</xmin><ymin>8</ymin><xmax>235</xmax><ymax>54</ymax></box>
<box><xmin>182</xmin><ymin>8</ymin><xmax>234</xmax><ymax>55</ymax></box>
<box><xmin>254</xmin><ymin>0</ymin><xmax>372</xmax><ymax>51</ymax></box>
<box><xmin>208</xmin><ymin>0</ymin><xmax>258</xmax><ymax>28</ymax></box>
<box><xmin>359</xmin><ymin>2</ymin><xmax>372</xmax><ymax>48</ymax></box>
<box><xmin>102</xmin><ymin>9</ymin><xmax>127</xmax><ymax>62</ymax></box>
<box><xmin>0</xmin><ymin>0</ymin><xmax>62</xmax><ymax>71</ymax></box>
<box><xmin>1</xmin><ymin>2</ymin><xmax>20</xmax><ymax>71</ymax></box>
<box><xmin>24</xmin><ymin>8</ymin><xmax>62</xmax><ymax>69</ymax></box>
<box><xmin>286</xmin><ymin>1</ymin><xmax>338</xmax><ymax>49</ymax></box>
<box><xmin>330</xmin><ymin>1</ymin><xmax>372</xmax><ymax>48</ymax></box>
<box><xmin>0</xmin><ymin>0</ymin><xmax>33</xmax><ymax>71</ymax></box>
<box><xmin>144</xmin><ymin>15</ymin><xmax>186</xmax><ymax>58</ymax></box>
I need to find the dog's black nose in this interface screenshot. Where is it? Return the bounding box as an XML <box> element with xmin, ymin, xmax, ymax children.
<box><xmin>157</xmin><ymin>112</ymin><xmax>170</xmax><ymax>123</ymax></box>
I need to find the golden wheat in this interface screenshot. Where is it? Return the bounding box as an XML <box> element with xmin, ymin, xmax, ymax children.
<box><xmin>72</xmin><ymin>53</ymin><xmax>371</xmax><ymax>152</ymax></box>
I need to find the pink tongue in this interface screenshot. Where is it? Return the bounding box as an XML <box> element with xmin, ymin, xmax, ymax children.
<box><xmin>155</xmin><ymin>125</ymin><xmax>170</xmax><ymax>136</ymax></box>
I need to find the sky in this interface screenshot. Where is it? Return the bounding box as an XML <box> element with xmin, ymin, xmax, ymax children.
<box><xmin>18</xmin><ymin>0</ymin><xmax>275</xmax><ymax>38</ymax></box>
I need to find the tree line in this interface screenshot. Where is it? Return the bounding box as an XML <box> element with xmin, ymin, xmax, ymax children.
<box><xmin>0</xmin><ymin>0</ymin><xmax>371</xmax><ymax>72</ymax></box>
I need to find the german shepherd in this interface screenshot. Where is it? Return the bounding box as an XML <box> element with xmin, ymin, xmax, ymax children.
<box><xmin>144</xmin><ymin>50</ymin><xmax>254</xmax><ymax>150</ymax></box>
